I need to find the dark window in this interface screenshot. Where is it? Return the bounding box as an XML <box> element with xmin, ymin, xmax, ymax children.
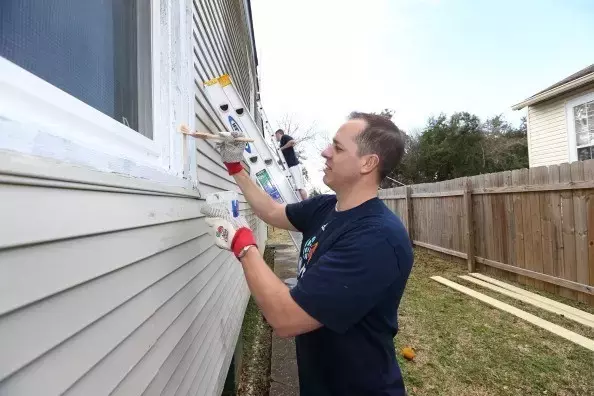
<box><xmin>0</xmin><ymin>0</ymin><xmax>152</xmax><ymax>138</ymax></box>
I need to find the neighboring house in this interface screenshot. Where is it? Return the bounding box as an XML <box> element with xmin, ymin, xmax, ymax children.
<box><xmin>512</xmin><ymin>64</ymin><xmax>594</xmax><ymax>167</ymax></box>
<box><xmin>0</xmin><ymin>1</ymin><xmax>265</xmax><ymax>395</ymax></box>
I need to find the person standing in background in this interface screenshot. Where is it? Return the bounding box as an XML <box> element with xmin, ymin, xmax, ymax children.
<box><xmin>275</xmin><ymin>129</ymin><xmax>308</xmax><ymax>200</ymax></box>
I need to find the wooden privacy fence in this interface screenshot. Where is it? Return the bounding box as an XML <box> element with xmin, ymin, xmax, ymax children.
<box><xmin>379</xmin><ymin>159</ymin><xmax>594</xmax><ymax>305</ymax></box>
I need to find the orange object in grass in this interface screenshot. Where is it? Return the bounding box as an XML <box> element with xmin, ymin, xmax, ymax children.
<box><xmin>401</xmin><ymin>346</ymin><xmax>416</xmax><ymax>361</ymax></box>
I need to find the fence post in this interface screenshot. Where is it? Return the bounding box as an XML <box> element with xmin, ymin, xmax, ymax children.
<box><xmin>463</xmin><ymin>178</ymin><xmax>475</xmax><ymax>272</ymax></box>
<box><xmin>405</xmin><ymin>186</ymin><xmax>413</xmax><ymax>242</ymax></box>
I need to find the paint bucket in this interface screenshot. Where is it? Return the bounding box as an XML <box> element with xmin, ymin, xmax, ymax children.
<box><xmin>206</xmin><ymin>191</ymin><xmax>239</xmax><ymax>218</ymax></box>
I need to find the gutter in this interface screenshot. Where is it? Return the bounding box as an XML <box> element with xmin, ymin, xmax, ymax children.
<box><xmin>511</xmin><ymin>72</ymin><xmax>594</xmax><ymax>110</ymax></box>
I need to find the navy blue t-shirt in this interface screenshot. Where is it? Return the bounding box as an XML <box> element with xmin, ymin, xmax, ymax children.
<box><xmin>280</xmin><ymin>134</ymin><xmax>299</xmax><ymax>167</ymax></box>
<box><xmin>286</xmin><ymin>194</ymin><xmax>414</xmax><ymax>396</ymax></box>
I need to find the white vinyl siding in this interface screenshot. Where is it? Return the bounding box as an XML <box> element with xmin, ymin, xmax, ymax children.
<box><xmin>0</xmin><ymin>159</ymin><xmax>261</xmax><ymax>395</ymax></box>
<box><xmin>0</xmin><ymin>0</ymin><xmax>262</xmax><ymax>395</ymax></box>
<box><xmin>527</xmin><ymin>82</ymin><xmax>594</xmax><ymax>167</ymax></box>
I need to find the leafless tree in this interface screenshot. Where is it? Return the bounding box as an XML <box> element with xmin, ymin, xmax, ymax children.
<box><xmin>277</xmin><ymin>113</ymin><xmax>323</xmax><ymax>147</ymax></box>
<box><xmin>275</xmin><ymin>113</ymin><xmax>329</xmax><ymax>160</ymax></box>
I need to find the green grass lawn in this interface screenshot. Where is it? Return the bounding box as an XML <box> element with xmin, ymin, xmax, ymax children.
<box><xmin>395</xmin><ymin>250</ymin><xmax>594</xmax><ymax>396</ymax></box>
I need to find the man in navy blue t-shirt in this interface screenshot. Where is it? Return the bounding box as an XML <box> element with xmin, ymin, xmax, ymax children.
<box><xmin>201</xmin><ymin>112</ymin><xmax>414</xmax><ymax>395</ymax></box>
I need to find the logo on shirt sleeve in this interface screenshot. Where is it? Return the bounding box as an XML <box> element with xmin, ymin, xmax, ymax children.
<box><xmin>298</xmin><ymin>236</ymin><xmax>316</xmax><ymax>276</ymax></box>
<box><xmin>307</xmin><ymin>242</ymin><xmax>318</xmax><ymax>262</ymax></box>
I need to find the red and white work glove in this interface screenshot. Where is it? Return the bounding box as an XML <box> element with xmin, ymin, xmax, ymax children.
<box><xmin>213</xmin><ymin>130</ymin><xmax>247</xmax><ymax>175</ymax></box>
<box><xmin>201</xmin><ymin>204</ymin><xmax>257</xmax><ymax>259</ymax></box>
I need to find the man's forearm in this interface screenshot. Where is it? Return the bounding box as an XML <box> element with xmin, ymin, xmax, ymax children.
<box><xmin>239</xmin><ymin>247</ymin><xmax>320</xmax><ymax>337</ymax></box>
<box><xmin>239</xmin><ymin>247</ymin><xmax>291</xmax><ymax>331</ymax></box>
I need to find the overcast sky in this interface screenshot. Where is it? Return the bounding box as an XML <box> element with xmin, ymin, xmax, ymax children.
<box><xmin>251</xmin><ymin>0</ymin><xmax>594</xmax><ymax>191</ymax></box>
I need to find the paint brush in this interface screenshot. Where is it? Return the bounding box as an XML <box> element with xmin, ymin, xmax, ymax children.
<box><xmin>180</xmin><ymin>124</ymin><xmax>254</xmax><ymax>142</ymax></box>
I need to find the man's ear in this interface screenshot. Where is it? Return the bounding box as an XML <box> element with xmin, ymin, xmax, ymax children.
<box><xmin>360</xmin><ymin>154</ymin><xmax>380</xmax><ymax>175</ymax></box>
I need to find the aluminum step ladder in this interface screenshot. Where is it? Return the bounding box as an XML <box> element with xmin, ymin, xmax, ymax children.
<box><xmin>204</xmin><ymin>74</ymin><xmax>303</xmax><ymax>250</ymax></box>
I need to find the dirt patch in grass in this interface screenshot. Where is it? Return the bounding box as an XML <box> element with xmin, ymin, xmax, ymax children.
<box><xmin>395</xmin><ymin>249</ymin><xmax>594</xmax><ymax>396</ymax></box>
<box><xmin>236</xmin><ymin>247</ymin><xmax>275</xmax><ymax>396</ymax></box>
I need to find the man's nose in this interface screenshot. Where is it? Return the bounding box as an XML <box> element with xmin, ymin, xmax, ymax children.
<box><xmin>321</xmin><ymin>145</ymin><xmax>332</xmax><ymax>159</ymax></box>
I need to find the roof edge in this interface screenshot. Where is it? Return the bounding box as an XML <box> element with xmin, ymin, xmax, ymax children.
<box><xmin>512</xmin><ymin>72</ymin><xmax>594</xmax><ymax>110</ymax></box>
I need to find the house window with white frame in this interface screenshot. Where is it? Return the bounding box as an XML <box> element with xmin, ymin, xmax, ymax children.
<box><xmin>566</xmin><ymin>90</ymin><xmax>594</xmax><ymax>163</ymax></box>
<box><xmin>0</xmin><ymin>0</ymin><xmax>152</xmax><ymax>137</ymax></box>
<box><xmin>572</xmin><ymin>99</ymin><xmax>594</xmax><ymax>161</ymax></box>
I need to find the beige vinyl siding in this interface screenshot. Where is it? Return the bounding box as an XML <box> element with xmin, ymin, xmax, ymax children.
<box><xmin>0</xmin><ymin>1</ymin><xmax>262</xmax><ymax>395</ymax></box>
<box><xmin>527</xmin><ymin>82</ymin><xmax>594</xmax><ymax>167</ymax></box>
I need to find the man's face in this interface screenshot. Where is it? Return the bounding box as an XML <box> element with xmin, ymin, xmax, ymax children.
<box><xmin>321</xmin><ymin>119</ymin><xmax>369</xmax><ymax>191</ymax></box>
<box><xmin>275</xmin><ymin>132</ymin><xmax>282</xmax><ymax>142</ymax></box>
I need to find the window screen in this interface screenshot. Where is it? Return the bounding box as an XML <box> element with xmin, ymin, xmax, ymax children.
<box><xmin>0</xmin><ymin>0</ymin><xmax>152</xmax><ymax>138</ymax></box>
<box><xmin>573</xmin><ymin>100</ymin><xmax>594</xmax><ymax>161</ymax></box>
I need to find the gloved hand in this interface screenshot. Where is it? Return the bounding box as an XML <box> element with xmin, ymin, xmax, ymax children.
<box><xmin>214</xmin><ymin>130</ymin><xmax>247</xmax><ymax>175</ymax></box>
<box><xmin>201</xmin><ymin>204</ymin><xmax>257</xmax><ymax>258</ymax></box>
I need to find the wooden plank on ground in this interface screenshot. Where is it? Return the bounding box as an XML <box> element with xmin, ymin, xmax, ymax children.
<box><xmin>458</xmin><ymin>275</ymin><xmax>594</xmax><ymax>328</ymax></box>
<box><xmin>560</xmin><ymin>162</ymin><xmax>577</xmax><ymax>300</ymax></box>
<box><xmin>469</xmin><ymin>273</ymin><xmax>594</xmax><ymax>323</ymax></box>
<box><xmin>430</xmin><ymin>276</ymin><xmax>594</xmax><ymax>352</ymax></box>
<box><xmin>572</xmin><ymin>162</ymin><xmax>589</xmax><ymax>304</ymax></box>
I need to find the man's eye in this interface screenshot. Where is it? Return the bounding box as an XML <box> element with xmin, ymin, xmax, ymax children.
<box><xmin>334</xmin><ymin>145</ymin><xmax>342</xmax><ymax>152</ymax></box>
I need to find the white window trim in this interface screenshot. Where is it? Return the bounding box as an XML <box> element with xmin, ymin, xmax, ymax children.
<box><xmin>566</xmin><ymin>91</ymin><xmax>594</xmax><ymax>162</ymax></box>
<box><xmin>0</xmin><ymin>0</ymin><xmax>198</xmax><ymax>191</ymax></box>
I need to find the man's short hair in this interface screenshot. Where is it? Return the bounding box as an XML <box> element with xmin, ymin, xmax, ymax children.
<box><xmin>348</xmin><ymin>112</ymin><xmax>405</xmax><ymax>181</ymax></box>
<box><xmin>275</xmin><ymin>129</ymin><xmax>284</xmax><ymax>135</ymax></box>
